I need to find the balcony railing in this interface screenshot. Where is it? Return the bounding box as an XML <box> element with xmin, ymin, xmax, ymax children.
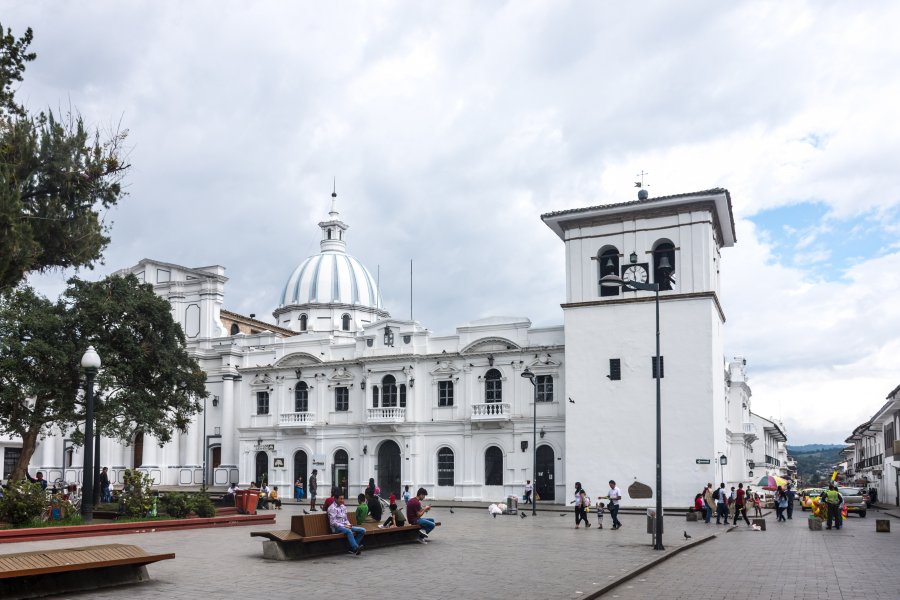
<box><xmin>472</xmin><ymin>402</ymin><xmax>511</xmax><ymax>421</ymax></box>
<box><xmin>279</xmin><ymin>411</ymin><xmax>315</xmax><ymax>426</ymax></box>
<box><xmin>367</xmin><ymin>407</ymin><xmax>406</xmax><ymax>423</ymax></box>
<box><xmin>855</xmin><ymin>454</ymin><xmax>883</xmax><ymax>470</ymax></box>
<box><xmin>764</xmin><ymin>455</ymin><xmax>781</xmax><ymax>467</ymax></box>
<box><xmin>742</xmin><ymin>422</ymin><xmax>758</xmax><ymax>435</ymax></box>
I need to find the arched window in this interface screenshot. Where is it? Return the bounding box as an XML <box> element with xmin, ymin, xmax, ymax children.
<box><xmin>230</xmin><ymin>323</ymin><xmax>240</xmax><ymax>335</ymax></box>
<box><xmin>485</xmin><ymin>369</ymin><xmax>502</xmax><ymax>403</ymax></box>
<box><xmin>382</xmin><ymin>375</ymin><xmax>398</xmax><ymax>407</ymax></box>
<box><xmin>437</xmin><ymin>447</ymin><xmax>454</xmax><ymax>486</ymax></box>
<box><xmin>372</xmin><ymin>385</ymin><xmax>379</xmax><ymax>408</ymax></box>
<box><xmin>299</xmin><ymin>314</ymin><xmax>308</xmax><ymax>331</ymax></box>
<box><xmin>341</xmin><ymin>313</ymin><xmax>351</xmax><ymax>331</ymax></box>
<box><xmin>295</xmin><ymin>382</ymin><xmax>309</xmax><ymax>412</ymax></box>
<box><xmin>327</xmin><ymin>228</ymin><xmax>332</xmax><ymax>240</ymax></box>
<box><xmin>484</xmin><ymin>446</ymin><xmax>503</xmax><ymax>485</ymax></box>
<box><xmin>653</xmin><ymin>241</ymin><xmax>675</xmax><ymax>291</ymax></box>
<box><xmin>599</xmin><ymin>247</ymin><xmax>620</xmax><ymax>297</ymax></box>
<box><xmin>399</xmin><ymin>384</ymin><xmax>407</xmax><ymax>408</ymax></box>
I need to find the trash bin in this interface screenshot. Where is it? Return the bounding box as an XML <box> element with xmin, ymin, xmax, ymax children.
<box><xmin>506</xmin><ymin>496</ymin><xmax>518</xmax><ymax>515</ymax></box>
<box><xmin>646</xmin><ymin>508</ymin><xmax>663</xmax><ymax>535</ymax></box>
<box><xmin>235</xmin><ymin>489</ymin><xmax>258</xmax><ymax>515</ymax></box>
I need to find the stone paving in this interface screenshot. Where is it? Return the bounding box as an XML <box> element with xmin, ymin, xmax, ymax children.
<box><xmin>0</xmin><ymin>504</ymin><xmax>706</xmax><ymax>600</ymax></box>
<box><xmin>606</xmin><ymin>507</ymin><xmax>900</xmax><ymax>600</ymax></box>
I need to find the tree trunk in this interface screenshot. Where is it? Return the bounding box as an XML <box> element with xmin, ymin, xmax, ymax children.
<box><xmin>10</xmin><ymin>427</ymin><xmax>40</xmax><ymax>481</ymax></box>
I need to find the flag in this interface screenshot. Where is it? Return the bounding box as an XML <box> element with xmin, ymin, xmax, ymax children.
<box><xmin>831</xmin><ymin>470</ymin><xmax>838</xmax><ymax>481</ymax></box>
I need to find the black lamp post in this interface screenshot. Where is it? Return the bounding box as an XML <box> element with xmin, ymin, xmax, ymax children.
<box><xmin>80</xmin><ymin>346</ymin><xmax>101</xmax><ymax>522</ymax></box>
<box><xmin>520</xmin><ymin>366</ymin><xmax>538</xmax><ymax>516</ymax></box>
<box><xmin>600</xmin><ymin>261</ymin><xmax>672</xmax><ymax>551</ymax></box>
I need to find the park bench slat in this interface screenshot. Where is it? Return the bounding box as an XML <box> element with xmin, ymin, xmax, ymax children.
<box><xmin>0</xmin><ymin>544</ymin><xmax>174</xmax><ymax>579</ymax></box>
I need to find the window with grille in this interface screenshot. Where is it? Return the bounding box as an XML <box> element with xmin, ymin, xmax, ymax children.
<box><xmin>341</xmin><ymin>313</ymin><xmax>351</xmax><ymax>331</ymax></box>
<box><xmin>485</xmin><ymin>446</ymin><xmax>503</xmax><ymax>485</ymax></box>
<box><xmin>438</xmin><ymin>381</ymin><xmax>454</xmax><ymax>406</ymax></box>
<box><xmin>437</xmin><ymin>447</ymin><xmax>454</xmax><ymax>486</ymax></box>
<box><xmin>399</xmin><ymin>384</ymin><xmax>407</xmax><ymax>408</ymax></box>
<box><xmin>485</xmin><ymin>369</ymin><xmax>502</xmax><ymax>402</ymax></box>
<box><xmin>256</xmin><ymin>391</ymin><xmax>270</xmax><ymax>415</ymax></box>
<box><xmin>372</xmin><ymin>385</ymin><xmax>379</xmax><ymax>407</ymax></box>
<box><xmin>382</xmin><ymin>375</ymin><xmax>398</xmax><ymax>407</ymax></box>
<box><xmin>295</xmin><ymin>382</ymin><xmax>309</xmax><ymax>412</ymax></box>
<box><xmin>299</xmin><ymin>314</ymin><xmax>307</xmax><ymax>331</ymax></box>
<box><xmin>536</xmin><ymin>375</ymin><xmax>554</xmax><ymax>402</ymax></box>
<box><xmin>609</xmin><ymin>358</ymin><xmax>621</xmax><ymax>380</ymax></box>
<box><xmin>335</xmin><ymin>387</ymin><xmax>349</xmax><ymax>411</ymax></box>
<box><xmin>652</xmin><ymin>356</ymin><xmax>665</xmax><ymax>379</ymax></box>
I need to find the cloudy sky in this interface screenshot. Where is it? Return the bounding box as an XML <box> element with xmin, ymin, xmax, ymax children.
<box><xmin>8</xmin><ymin>1</ymin><xmax>899</xmax><ymax>445</ymax></box>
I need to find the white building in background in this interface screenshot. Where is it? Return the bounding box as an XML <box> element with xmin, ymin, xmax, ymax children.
<box><xmin>844</xmin><ymin>384</ymin><xmax>899</xmax><ymax>506</ymax></box>
<box><xmin>748</xmin><ymin>412</ymin><xmax>788</xmax><ymax>478</ymax></box>
<box><xmin>21</xmin><ymin>187</ymin><xmax>782</xmax><ymax>506</ymax></box>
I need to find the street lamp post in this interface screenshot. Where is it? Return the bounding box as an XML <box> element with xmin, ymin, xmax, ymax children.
<box><xmin>80</xmin><ymin>346</ymin><xmax>101</xmax><ymax>522</ymax></box>
<box><xmin>600</xmin><ymin>264</ymin><xmax>671</xmax><ymax>551</ymax></box>
<box><xmin>520</xmin><ymin>367</ymin><xmax>538</xmax><ymax>516</ymax></box>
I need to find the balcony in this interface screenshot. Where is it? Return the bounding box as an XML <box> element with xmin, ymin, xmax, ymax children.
<box><xmin>472</xmin><ymin>402</ymin><xmax>511</xmax><ymax>423</ymax></box>
<box><xmin>367</xmin><ymin>407</ymin><xmax>406</xmax><ymax>424</ymax></box>
<box><xmin>742</xmin><ymin>422</ymin><xmax>758</xmax><ymax>442</ymax></box>
<box><xmin>279</xmin><ymin>412</ymin><xmax>315</xmax><ymax>427</ymax></box>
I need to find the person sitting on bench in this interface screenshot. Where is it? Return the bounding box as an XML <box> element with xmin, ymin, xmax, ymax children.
<box><xmin>407</xmin><ymin>487</ymin><xmax>436</xmax><ymax>543</ymax></box>
<box><xmin>328</xmin><ymin>493</ymin><xmax>365</xmax><ymax>556</ymax></box>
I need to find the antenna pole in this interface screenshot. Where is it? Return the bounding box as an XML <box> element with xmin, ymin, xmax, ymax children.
<box><xmin>410</xmin><ymin>259</ymin><xmax>413</xmax><ymax>321</ymax></box>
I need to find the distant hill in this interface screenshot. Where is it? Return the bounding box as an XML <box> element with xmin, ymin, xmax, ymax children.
<box><xmin>787</xmin><ymin>444</ymin><xmax>845</xmax><ymax>454</ymax></box>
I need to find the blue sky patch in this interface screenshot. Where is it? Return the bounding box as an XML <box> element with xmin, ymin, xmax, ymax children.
<box><xmin>749</xmin><ymin>202</ymin><xmax>897</xmax><ymax>278</ymax></box>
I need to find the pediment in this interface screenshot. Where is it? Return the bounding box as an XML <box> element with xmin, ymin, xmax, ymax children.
<box><xmin>460</xmin><ymin>337</ymin><xmax>521</xmax><ymax>354</ymax></box>
<box><xmin>528</xmin><ymin>356</ymin><xmax>561</xmax><ymax>370</ymax></box>
<box><xmin>251</xmin><ymin>373</ymin><xmax>275</xmax><ymax>387</ymax></box>
<box><xmin>430</xmin><ymin>360</ymin><xmax>461</xmax><ymax>376</ymax></box>
<box><xmin>274</xmin><ymin>352</ymin><xmax>323</xmax><ymax>368</ymax></box>
<box><xmin>330</xmin><ymin>367</ymin><xmax>355</xmax><ymax>382</ymax></box>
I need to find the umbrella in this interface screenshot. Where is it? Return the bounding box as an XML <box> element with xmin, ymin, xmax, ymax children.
<box><xmin>756</xmin><ymin>475</ymin><xmax>788</xmax><ymax>490</ymax></box>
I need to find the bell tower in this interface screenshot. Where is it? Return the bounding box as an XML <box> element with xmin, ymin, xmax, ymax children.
<box><xmin>542</xmin><ymin>188</ymin><xmax>736</xmax><ymax>506</ymax></box>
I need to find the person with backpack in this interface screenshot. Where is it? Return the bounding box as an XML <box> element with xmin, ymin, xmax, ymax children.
<box><xmin>821</xmin><ymin>483</ymin><xmax>844</xmax><ymax>530</ymax></box>
<box><xmin>715</xmin><ymin>482</ymin><xmax>729</xmax><ymax>525</ymax></box>
<box><xmin>702</xmin><ymin>483</ymin><xmax>715</xmax><ymax>524</ymax></box>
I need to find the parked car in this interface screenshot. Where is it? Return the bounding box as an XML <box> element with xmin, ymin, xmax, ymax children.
<box><xmin>838</xmin><ymin>487</ymin><xmax>867</xmax><ymax>517</ymax></box>
<box><xmin>800</xmin><ymin>488</ymin><xmax>825</xmax><ymax>511</ymax></box>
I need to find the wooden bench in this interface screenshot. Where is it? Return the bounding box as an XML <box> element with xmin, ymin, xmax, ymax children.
<box><xmin>251</xmin><ymin>512</ymin><xmax>440</xmax><ymax>560</ymax></box>
<box><xmin>0</xmin><ymin>543</ymin><xmax>174</xmax><ymax>599</ymax></box>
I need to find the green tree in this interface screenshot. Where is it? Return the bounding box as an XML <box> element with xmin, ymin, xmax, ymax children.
<box><xmin>0</xmin><ymin>274</ymin><xmax>207</xmax><ymax>480</ymax></box>
<box><xmin>0</xmin><ymin>23</ymin><xmax>129</xmax><ymax>291</ymax></box>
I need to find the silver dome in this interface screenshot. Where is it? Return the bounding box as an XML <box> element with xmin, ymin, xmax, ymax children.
<box><xmin>280</xmin><ymin>251</ymin><xmax>382</xmax><ymax>309</ymax></box>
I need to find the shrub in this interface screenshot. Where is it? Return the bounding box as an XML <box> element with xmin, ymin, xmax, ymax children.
<box><xmin>120</xmin><ymin>469</ymin><xmax>155</xmax><ymax>518</ymax></box>
<box><xmin>159</xmin><ymin>492</ymin><xmax>192</xmax><ymax>519</ymax></box>
<box><xmin>0</xmin><ymin>479</ymin><xmax>47</xmax><ymax>525</ymax></box>
<box><xmin>192</xmin><ymin>493</ymin><xmax>216</xmax><ymax>518</ymax></box>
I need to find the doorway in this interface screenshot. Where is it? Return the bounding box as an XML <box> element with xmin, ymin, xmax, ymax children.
<box><xmin>536</xmin><ymin>445</ymin><xmax>555</xmax><ymax>501</ymax></box>
<box><xmin>377</xmin><ymin>440</ymin><xmax>402</xmax><ymax>497</ymax></box>
<box><xmin>294</xmin><ymin>450</ymin><xmax>308</xmax><ymax>495</ymax></box>
<box><xmin>255</xmin><ymin>451</ymin><xmax>268</xmax><ymax>486</ymax></box>
<box><xmin>132</xmin><ymin>432</ymin><xmax>144</xmax><ymax>468</ymax></box>
<box><xmin>332</xmin><ymin>449</ymin><xmax>348</xmax><ymax>497</ymax></box>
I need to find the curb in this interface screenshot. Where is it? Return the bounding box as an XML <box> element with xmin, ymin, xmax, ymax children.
<box><xmin>583</xmin><ymin>531</ymin><xmax>719</xmax><ymax>599</ymax></box>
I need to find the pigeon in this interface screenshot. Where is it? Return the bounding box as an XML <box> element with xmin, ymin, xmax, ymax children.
<box><xmin>302</xmin><ymin>509</ymin><xmax>309</xmax><ymax>515</ymax></box>
<box><xmin>683</xmin><ymin>531</ymin><xmax>691</xmax><ymax>540</ymax></box>
<box><xmin>488</xmin><ymin>504</ymin><xmax>503</xmax><ymax>518</ymax></box>
<box><xmin>568</xmin><ymin>397</ymin><xmax>575</xmax><ymax>404</ymax></box>
<box><xmin>560</xmin><ymin>513</ymin><xmax>567</xmax><ymax>516</ymax></box>
<box><xmin>449</xmin><ymin>507</ymin><xmax>455</xmax><ymax>514</ymax></box>
<box><xmin>520</xmin><ymin>512</ymin><xmax>527</xmax><ymax>519</ymax></box>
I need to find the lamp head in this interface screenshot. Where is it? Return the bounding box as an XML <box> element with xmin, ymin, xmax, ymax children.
<box><xmin>81</xmin><ymin>346</ymin><xmax>102</xmax><ymax>371</ymax></box>
<box><xmin>599</xmin><ymin>274</ymin><xmax>625</xmax><ymax>288</ymax></box>
<box><xmin>520</xmin><ymin>366</ymin><xmax>534</xmax><ymax>380</ymax></box>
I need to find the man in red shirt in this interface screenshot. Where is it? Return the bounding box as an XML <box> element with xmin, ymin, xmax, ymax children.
<box><xmin>406</xmin><ymin>487</ymin><xmax>436</xmax><ymax>543</ymax></box>
<box><xmin>734</xmin><ymin>482</ymin><xmax>751</xmax><ymax>525</ymax></box>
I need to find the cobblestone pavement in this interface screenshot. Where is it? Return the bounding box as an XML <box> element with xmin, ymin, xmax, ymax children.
<box><xmin>1</xmin><ymin>505</ymin><xmax>708</xmax><ymax>600</ymax></box>
<box><xmin>605</xmin><ymin>508</ymin><xmax>900</xmax><ymax>600</ymax></box>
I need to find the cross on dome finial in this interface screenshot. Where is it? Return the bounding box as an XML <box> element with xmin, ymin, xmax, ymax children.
<box><xmin>319</xmin><ymin>179</ymin><xmax>349</xmax><ymax>253</ymax></box>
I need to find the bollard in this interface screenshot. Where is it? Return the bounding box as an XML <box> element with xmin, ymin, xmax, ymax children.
<box><xmin>751</xmin><ymin>518</ymin><xmax>766</xmax><ymax>531</ymax></box>
<box><xmin>876</xmin><ymin>519</ymin><xmax>890</xmax><ymax>533</ymax></box>
<box><xmin>808</xmin><ymin>517</ymin><xmax>823</xmax><ymax>531</ymax></box>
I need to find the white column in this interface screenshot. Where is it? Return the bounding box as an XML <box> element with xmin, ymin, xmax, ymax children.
<box><xmin>221</xmin><ymin>375</ymin><xmax>237</xmax><ymax>466</ymax></box>
<box><xmin>183</xmin><ymin>415</ymin><xmax>201</xmax><ymax>466</ymax></box>
<box><xmin>141</xmin><ymin>434</ymin><xmax>160</xmax><ymax>467</ymax></box>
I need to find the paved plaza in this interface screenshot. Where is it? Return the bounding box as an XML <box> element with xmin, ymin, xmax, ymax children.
<box><xmin>1</xmin><ymin>503</ymin><xmax>897</xmax><ymax>599</ymax></box>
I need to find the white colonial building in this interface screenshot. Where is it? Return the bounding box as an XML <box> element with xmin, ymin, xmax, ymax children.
<box><xmin>15</xmin><ymin>187</ymin><xmax>787</xmax><ymax>506</ymax></box>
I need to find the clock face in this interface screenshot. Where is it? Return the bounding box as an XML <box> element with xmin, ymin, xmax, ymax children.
<box><xmin>622</xmin><ymin>264</ymin><xmax>648</xmax><ymax>283</ymax></box>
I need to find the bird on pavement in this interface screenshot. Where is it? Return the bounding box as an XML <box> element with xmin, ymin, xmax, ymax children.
<box><xmin>302</xmin><ymin>509</ymin><xmax>309</xmax><ymax>515</ymax></box>
<box><xmin>449</xmin><ymin>508</ymin><xmax>455</xmax><ymax>514</ymax></box>
<box><xmin>683</xmin><ymin>531</ymin><xmax>691</xmax><ymax>540</ymax></box>
<box><xmin>520</xmin><ymin>512</ymin><xmax>527</xmax><ymax>519</ymax></box>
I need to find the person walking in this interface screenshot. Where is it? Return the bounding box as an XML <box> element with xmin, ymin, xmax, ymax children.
<box><xmin>752</xmin><ymin>489</ymin><xmax>762</xmax><ymax>517</ymax></box>
<box><xmin>734</xmin><ymin>483</ymin><xmax>751</xmax><ymax>525</ymax></box>
<box><xmin>702</xmin><ymin>483</ymin><xmax>715</xmax><ymax>524</ymax></box>
<box><xmin>308</xmin><ymin>469</ymin><xmax>318</xmax><ymax>511</ymax></box>
<box><xmin>715</xmin><ymin>483</ymin><xmax>729</xmax><ymax>525</ymax></box>
<box><xmin>602</xmin><ymin>480</ymin><xmax>623</xmax><ymax>530</ymax></box>
<box><xmin>774</xmin><ymin>485</ymin><xmax>788</xmax><ymax>522</ymax></box>
<box><xmin>785</xmin><ymin>483</ymin><xmax>795</xmax><ymax>520</ymax></box>
<box><xmin>99</xmin><ymin>467</ymin><xmax>112</xmax><ymax>503</ymax></box>
<box><xmin>822</xmin><ymin>484</ymin><xmax>844</xmax><ymax>530</ymax></box>
<box><xmin>574</xmin><ymin>488</ymin><xmax>591</xmax><ymax>528</ymax></box>
<box><xmin>523</xmin><ymin>480</ymin><xmax>533</xmax><ymax>505</ymax></box>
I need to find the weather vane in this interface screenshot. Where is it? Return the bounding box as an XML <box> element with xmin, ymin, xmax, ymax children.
<box><xmin>634</xmin><ymin>170</ymin><xmax>650</xmax><ymax>189</ymax></box>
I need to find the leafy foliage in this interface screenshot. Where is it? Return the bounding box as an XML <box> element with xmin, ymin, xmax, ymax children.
<box><xmin>192</xmin><ymin>493</ymin><xmax>216</xmax><ymax>518</ymax></box>
<box><xmin>159</xmin><ymin>492</ymin><xmax>192</xmax><ymax>519</ymax></box>
<box><xmin>0</xmin><ymin>479</ymin><xmax>46</xmax><ymax>525</ymax></box>
<box><xmin>0</xmin><ymin>22</ymin><xmax>129</xmax><ymax>291</ymax></box>
<box><xmin>0</xmin><ymin>275</ymin><xmax>207</xmax><ymax>479</ymax></box>
<box><xmin>120</xmin><ymin>469</ymin><xmax>154</xmax><ymax>518</ymax></box>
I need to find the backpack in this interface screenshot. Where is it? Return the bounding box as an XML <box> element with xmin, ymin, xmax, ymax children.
<box><xmin>713</xmin><ymin>488</ymin><xmax>721</xmax><ymax>502</ymax></box>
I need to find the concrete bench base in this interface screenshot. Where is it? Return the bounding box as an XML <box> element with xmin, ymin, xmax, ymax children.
<box><xmin>685</xmin><ymin>512</ymin><xmax>699</xmax><ymax>522</ymax></box>
<box><xmin>876</xmin><ymin>519</ymin><xmax>890</xmax><ymax>533</ymax></box>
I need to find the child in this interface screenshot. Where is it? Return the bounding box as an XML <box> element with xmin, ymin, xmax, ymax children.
<box><xmin>380</xmin><ymin>502</ymin><xmax>406</xmax><ymax>528</ymax></box>
<box><xmin>402</xmin><ymin>485</ymin><xmax>411</xmax><ymax>504</ymax></box>
<box><xmin>595</xmin><ymin>499</ymin><xmax>605</xmax><ymax>529</ymax></box>
<box><xmin>355</xmin><ymin>493</ymin><xmax>369</xmax><ymax>524</ymax></box>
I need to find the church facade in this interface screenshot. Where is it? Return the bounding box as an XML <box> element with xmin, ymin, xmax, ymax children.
<box><xmin>20</xmin><ymin>187</ymin><xmax>787</xmax><ymax>505</ymax></box>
